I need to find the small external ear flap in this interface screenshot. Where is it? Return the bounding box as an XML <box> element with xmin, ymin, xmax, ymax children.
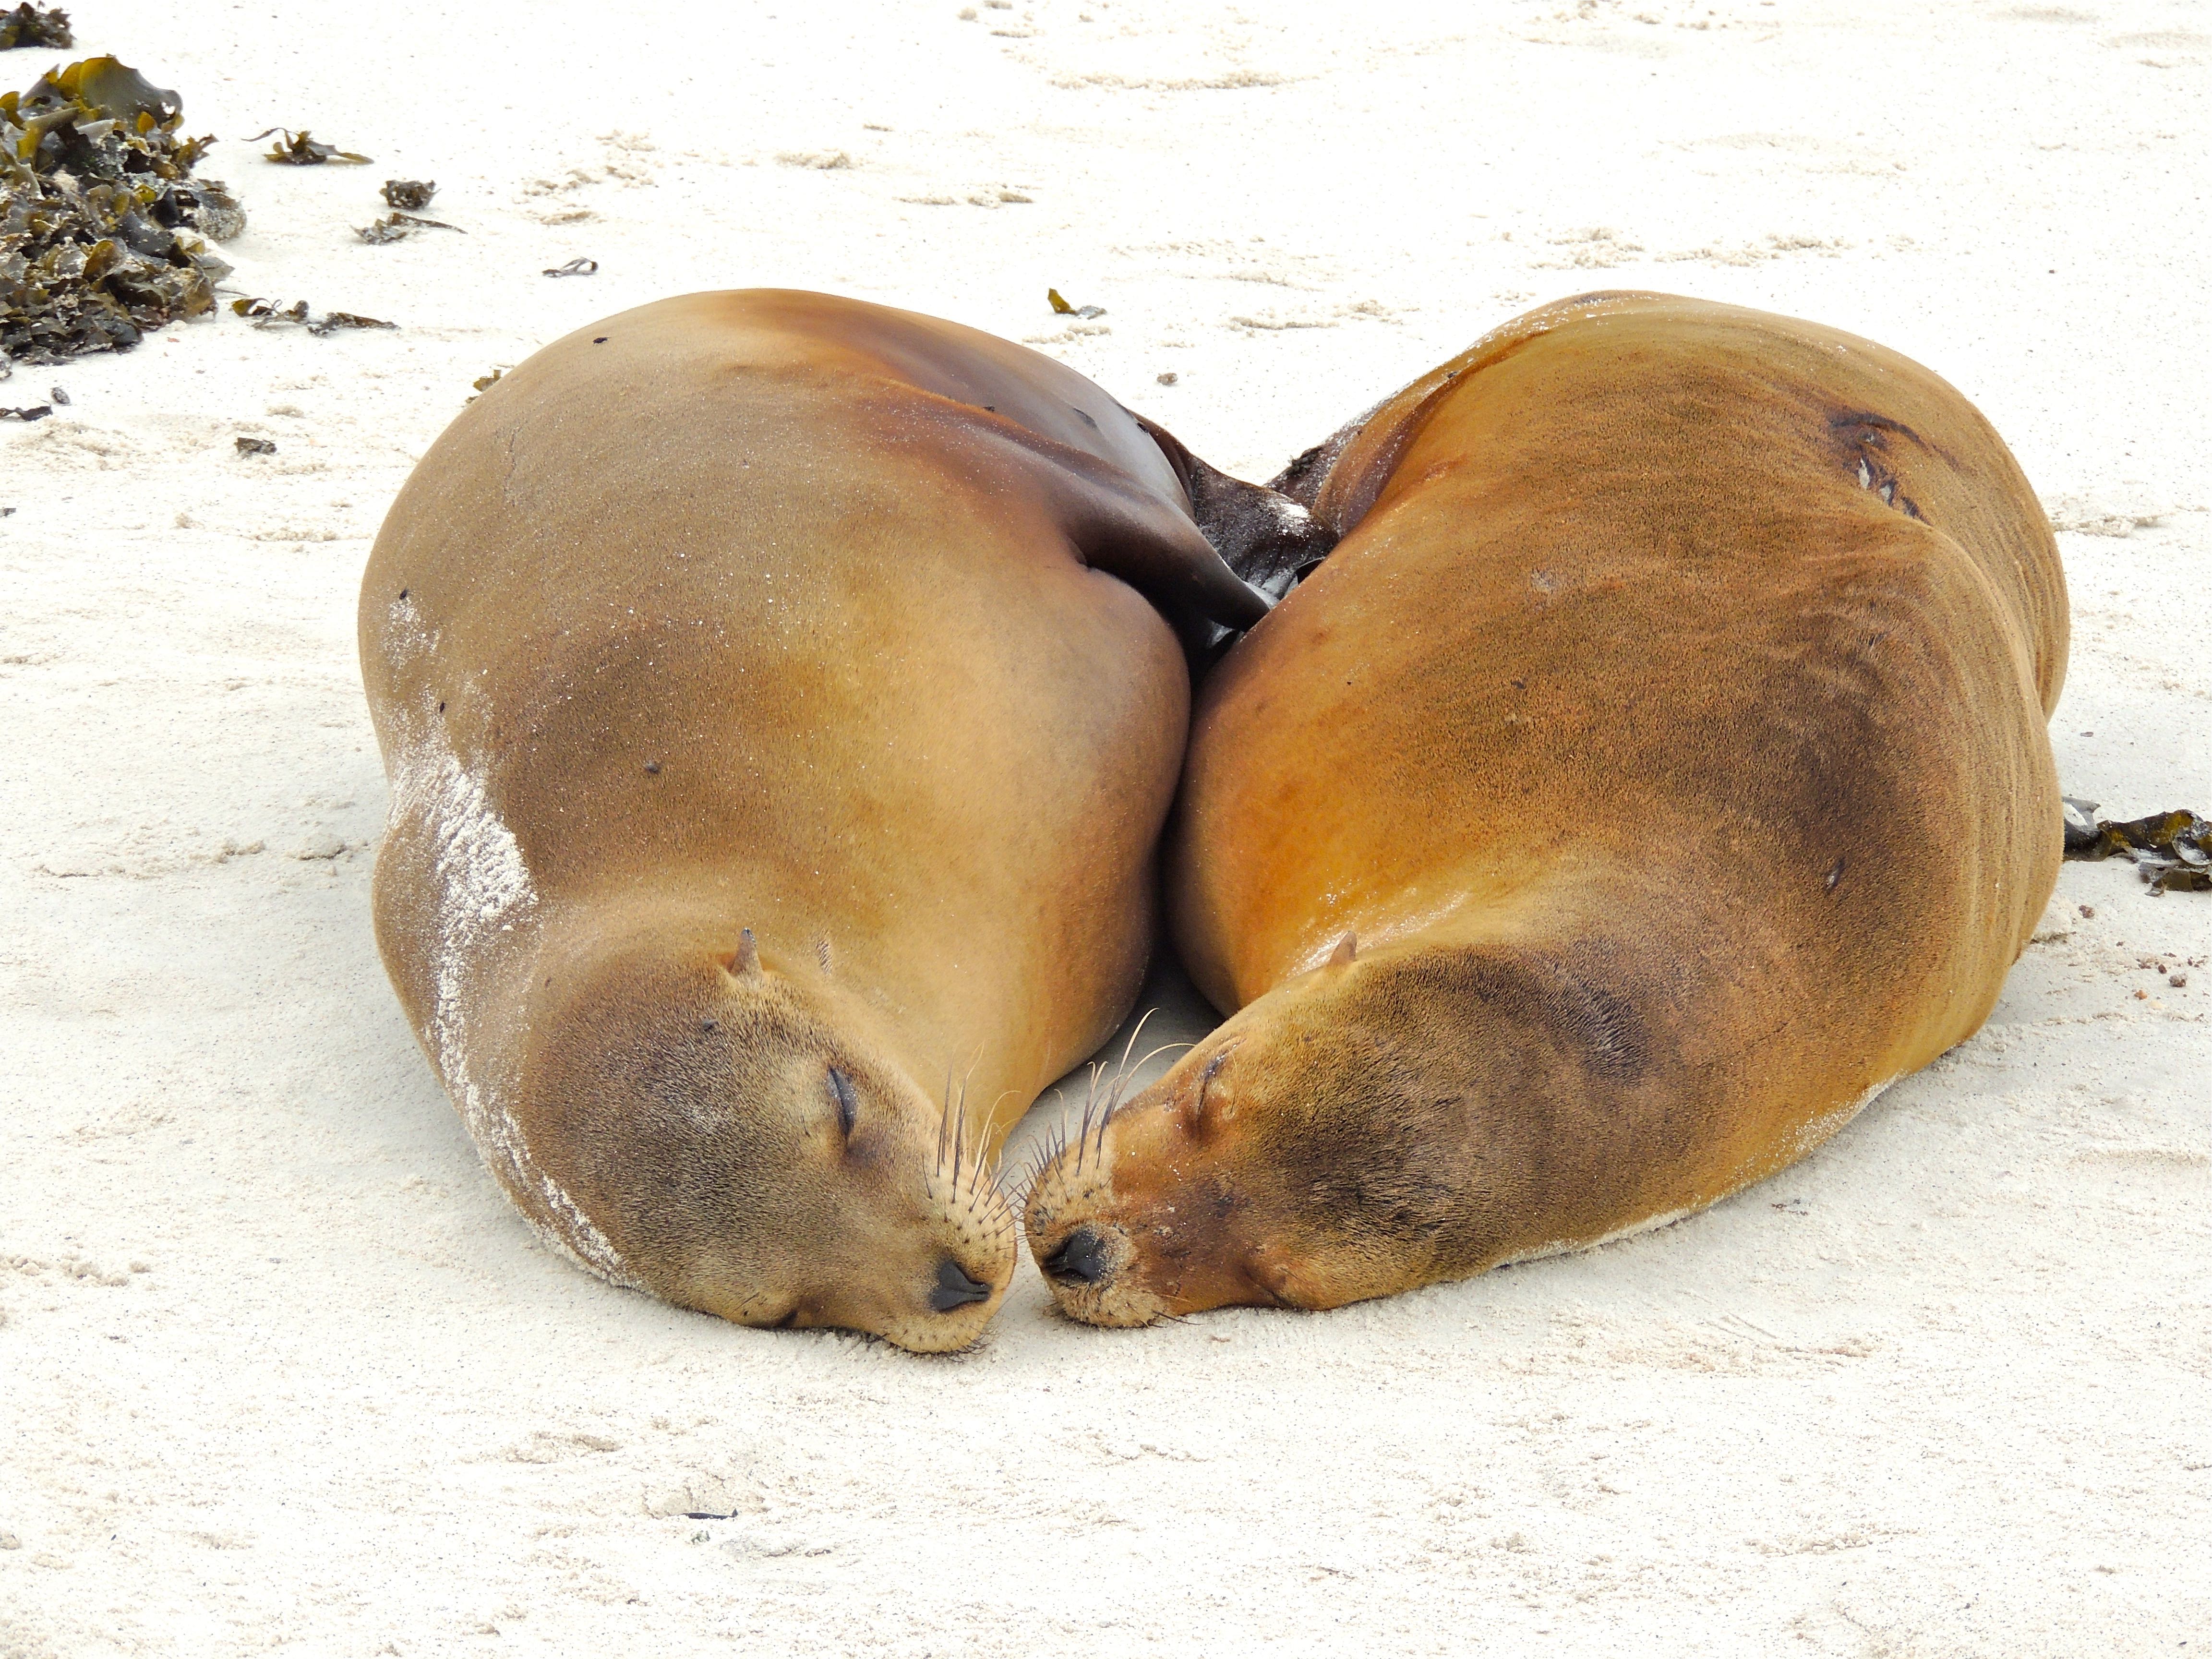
<box><xmin>726</xmin><ymin>928</ymin><xmax>760</xmax><ymax>977</ymax></box>
<box><xmin>1328</xmin><ymin>930</ymin><xmax>1358</xmax><ymax>968</ymax></box>
<box><xmin>816</xmin><ymin>936</ymin><xmax>832</xmax><ymax>975</ymax></box>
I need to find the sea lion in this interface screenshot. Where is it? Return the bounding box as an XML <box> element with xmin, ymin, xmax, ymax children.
<box><xmin>361</xmin><ymin>288</ymin><xmax>1279</xmax><ymax>1351</ymax></box>
<box><xmin>1025</xmin><ymin>291</ymin><xmax>2068</xmax><ymax>1325</ymax></box>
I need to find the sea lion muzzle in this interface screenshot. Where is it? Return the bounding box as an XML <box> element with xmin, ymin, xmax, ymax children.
<box><xmin>1040</xmin><ymin>1225</ymin><xmax>1112</xmax><ymax>1286</ymax></box>
<box><xmin>928</xmin><ymin>1257</ymin><xmax>996</xmax><ymax>1311</ymax></box>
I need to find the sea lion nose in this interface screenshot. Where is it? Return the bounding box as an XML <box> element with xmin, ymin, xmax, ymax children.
<box><xmin>1042</xmin><ymin>1226</ymin><xmax>1110</xmax><ymax>1286</ymax></box>
<box><xmin>928</xmin><ymin>1257</ymin><xmax>993</xmax><ymax>1312</ymax></box>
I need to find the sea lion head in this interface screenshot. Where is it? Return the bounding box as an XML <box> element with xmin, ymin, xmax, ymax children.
<box><xmin>1023</xmin><ymin>938</ymin><xmax>1479</xmax><ymax>1327</ymax></box>
<box><xmin>1021</xmin><ymin>935</ymin><xmax>1631</xmax><ymax>1327</ymax></box>
<box><xmin>504</xmin><ymin>921</ymin><xmax>1017</xmax><ymax>1354</ymax></box>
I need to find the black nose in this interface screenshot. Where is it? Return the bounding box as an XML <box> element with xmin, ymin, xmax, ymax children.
<box><xmin>928</xmin><ymin>1257</ymin><xmax>993</xmax><ymax>1312</ymax></box>
<box><xmin>1042</xmin><ymin>1226</ymin><xmax>1110</xmax><ymax>1286</ymax></box>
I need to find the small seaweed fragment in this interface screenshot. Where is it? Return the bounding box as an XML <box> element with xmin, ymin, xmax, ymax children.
<box><xmin>542</xmin><ymin>256</ymin><xmax>597</xmax><ymax>277</ymax></box>
<box><xmin>1</xmin><ymin>401</ymin><xmax>50</xmax><ymax>419</ymax></box>
<box><xmin>2061</xmin><ymin>800</ymin><xmax>2212</xmax><ymax>894</ymax></box>
<box><xmin>250</xmin><ymin>127</ymin><xmax>371</xmax><ymax>166</ymax></box>
<box><xmin>233</xmin><ymin>296</ymin><xmax>307</xmax><ymax>326</ymax></box>
<box><xmin>1047</xmin><ymin>287</ymin><xmax>1105</xmax><ymax>319</ymax></box>
<box><xmin>355</xmin><ymin>211</ymin><xmax>462</xmax><ymax>244</ymax></box>
<box><xmin>312</xmin><ymin>310</ymin><xmax>394</xmax><ymax>334</ymax></box>
<box><xmin>1</xmin><ymin>56</ymin><xmax>242</xmax><ymax>364</ymax></box>
<box><xmin>0</xmin><ymin>4</ymin><xmax>71</xmax><ymax>48</ymax></box>
<box><xmin>230</xmin><ymin>295</ymin><xmax>396</xmax><ymax>335</ymax></box>
<box><xmin>380</xmin><ymin>178</ymin><xmax>434</xmax><ymax>209</ymax></box>
<box><xmin>234</xmin><ymin>434</ymin><xmax>274</xmax><ymax>455</ymax></box>
<box><xmin>468</xmin><ymin>367</ymin><xmax>503</xmax><ymax>400</ymax></box>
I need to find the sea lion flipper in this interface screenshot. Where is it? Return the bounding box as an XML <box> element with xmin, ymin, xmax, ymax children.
<box><xmin>1129</xmin><ymin>413</ymin><xmax>1338</xmax><ymax>603</ymax></box>
<box><xmin>1009</xmin><ymin>433</ymin><xmax>1273</xmax><ymax>636</ymax></box>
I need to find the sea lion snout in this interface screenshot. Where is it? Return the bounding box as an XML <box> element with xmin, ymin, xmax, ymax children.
<box><xmin>1022</xmin><ymin>1042</ymin><xmax>1288</xmax><ymax>1327</ymax></box>
<box><xmin>1027</xmin><ymin>1215</ymin><xmax>1160</xmax><ymax>1327</ymax></box>
<box><xmin>928</xmin><ymin>1256</ymin><xmax>996</xmax><ymax>1310</ymax></box>
<box><xmin>1040</xmin><ymin>1224</ymin><xmax>1113</xmax><ymax>1286</ymax></box>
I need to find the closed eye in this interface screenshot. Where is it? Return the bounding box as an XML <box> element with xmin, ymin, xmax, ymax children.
<box><xmin>828</xmin><ymin>1067</ymin><xmax>859</xmax><ymax>1139</ymax></box>
<box><xmin>1192</xmin><ymin>1041</ymin><xmax>1239</xmax><ymax>1125</ymax></box>
<box><xmin>1199</xmin><ymin>1043</ymin><xmax>1238</xmax><ymax>1097</ymax></box>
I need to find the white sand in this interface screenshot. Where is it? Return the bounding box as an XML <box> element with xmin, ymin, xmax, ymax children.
<box><xmin>4</xmin><ymin>0</ymin><xmax>2210</xmax><ymax>1652</ymax></box>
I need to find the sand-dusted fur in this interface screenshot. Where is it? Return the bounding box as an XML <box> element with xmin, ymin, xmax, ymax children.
<box><xmin>362</xmin><ymin>289</ymin><xmax>1268</xmax><ymax>1351</ymax></box>
<box><xmin>1026</xmin><ymin>292</ymin><xmax>2068</xmax><ymax>1326</ymax></box>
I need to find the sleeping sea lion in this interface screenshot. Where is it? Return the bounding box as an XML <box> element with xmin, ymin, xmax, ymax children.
<box><xmin>1024</xmin><ymin>291</ymin><xmax>2068</xmax><ymax>1325</ymax></box>
<box><xmin>361</xmin><ymin>289</ymin><xmax>1281</xmax><ymax>1350</ymax></box>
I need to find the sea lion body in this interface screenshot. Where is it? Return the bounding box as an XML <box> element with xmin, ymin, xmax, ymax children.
<box><xmin>362</xmin><ymin>289</ymin><xmax>1266</xmax><ymax>1350</ymax></box>
<box><xmin>1026</xmin><ymin>292</ymin><xmax>2068</xmax><ymax>1324</ymax></box>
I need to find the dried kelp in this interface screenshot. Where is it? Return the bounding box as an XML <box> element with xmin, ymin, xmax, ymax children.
<box><xmin>469</xmin><ymin>368</ymin><xmax>502</xmax><ymax>398</ymax></box>
<box><xmin>321</xmin><ymin>311</ymin><xmax>392</xmax><ymax>331</ymax></box>
<box><xmin>1</xmin><ymin>55</ymin><xmax>243</xmax><ymax>364</ymax></box>
<box><xmin>230</xmin><ymin>295</ymin><xmax>395</xmax><ymax>335</ymax></box>
<box><xmin>1</xmin><ymin>400</ymin><xmax>49</xmax><ymax>418</ymax></box>
<box><xmin>250</xmin><ymin>127</ymin><xmax>369</xmax><ymax>166</ymax></box>
<box><xmin>355</xmin><ymin>210</ymin><xmax>460</xmax><ymax>244</ymax></box>
<box><xmin>380</xmin><ymin>178</ymin><xmax>433</xmax><ymax>209</ymax></box>
<box><xmin>542</xmin><ymin>256</ymin><xmax>596</xmax><ymax>277</ymax></box>
<box><xmin>0</xmin><ymin>4</ymin><xmax>71</xmax><ymax>49</ymax></box>
<box><xmin>1047</xmin><ymin>286</ymin><xmax>1105</xmax><ymax>319</ymax></box>
<box><xmin>2062</xmin><ymin>798</ymin><xmax>2212</xmax><ymax>893</ymax></box>
<box><xmin>234</xmin><ymin>434</ymin><xmax>273</xmax><ymax>454</ymax></box>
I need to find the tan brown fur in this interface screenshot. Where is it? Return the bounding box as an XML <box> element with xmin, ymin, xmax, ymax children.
<box><xmin>1026</xmin><ymin>291</ymin><xmax>2068</xmax><ymax>1326</ymax></box>
<box><xmin>362</xmin><ymin>289</ymin><xmax>1263</xmax><ymax>1350</ymax></box>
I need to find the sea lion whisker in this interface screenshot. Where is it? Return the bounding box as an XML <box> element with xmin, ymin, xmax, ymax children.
<box><xmin>1075</xmin><ymin>1097</ymin><xmax>1097</xmax><ymax>1177</ymax></box>
<box><xmin>1073</xmin><ymin>1061</ymin><xmax>1110</xmax><ymax>1175</ymax></box>
<box><xmin>1103</xmin><ymin>1041</ymin><xmax>1196</xmax><ymax>1129</ymax></box>
<box><xmin>936</xmin><ymin>1072</ymin><xmax>957</xmax><ymax>1179</ymax></box>
<box><xmin>1108</xmin><ymin>1008</ymin><xmax>1160</xmax><ymax>1098</ymax></box>
<box><xmin>949</xmin><ymin>1049</ymin><xmax>984</xmax><ymax>1193</ymax></box>
<box><xmin>1014</xmin><ymin>1148</ymin><xmax>1053</xmax><ymax>1210</ymax></box>
<box><xmin>973</xmin><ymin>1090</ymin><xmax>1021</xmax><ymax>1202</ymax></box>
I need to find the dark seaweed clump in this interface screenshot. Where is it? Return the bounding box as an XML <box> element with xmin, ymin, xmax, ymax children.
<box><xmin>1</xmin><ymin>55</ymin><xmax>244</xmax><ymax>366</ymax></box>
<box><xmin>2062</xmin><ymin>799</ymin><xmax>2211</xmax><ymax>894</ymax></box>
<box><xmin>0</xmin><ymin>5</ymin><xmax>71</xmax><ymax>50</ymax></box>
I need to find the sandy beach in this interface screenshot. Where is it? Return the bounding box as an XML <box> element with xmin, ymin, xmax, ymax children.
<box><xmin>4</xmin><ymin>0</ymin><xmax>2209</xmax><ymax>1652</ymax></box>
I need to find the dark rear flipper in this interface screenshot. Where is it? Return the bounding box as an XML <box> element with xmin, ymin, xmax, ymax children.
<box><xmin>1132</xmin><ymin>414</ymin><xmax>1338</xmax><ymax>607</ymax></box>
